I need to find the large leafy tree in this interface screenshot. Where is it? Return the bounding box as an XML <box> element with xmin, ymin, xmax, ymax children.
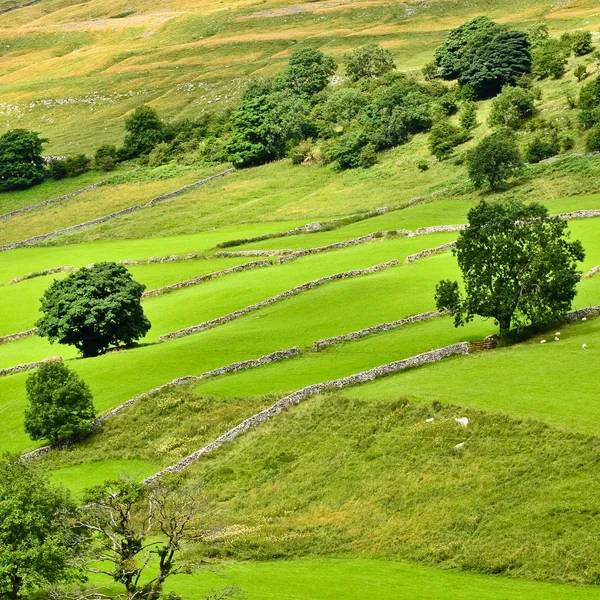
<box><xmin>276</xmin><ymin>48</ymin><xmax>337</xmax><ymax>96</ymax></box>
<box><xmin>0</xmin><ymin>129</ymin><xmax>46</xmax><ymax>191</ymax></box>
<box><xmin>435</xmin><ymin>17</ymin><xmax>531</xmax><ymax>98</ymax></box>
<box><xmin>467</xmin><ymin>130</ymin><xmax>523</xmax><ymax>190</ymax></box>
<box><xmin>579</xmin><ymin>75</ymin><xmax>600</xmax><ymax>128</ymax></box>
<box><xmin>121</xmin><ymin>106</ymin><xmax>165</xmax><ymax>159</ymax></box>
<box><xmin>344</xmin><ymin>43</ymin><xmax>395</xmax><ymax>81</ymax></box>
<box><xmin>24</xmin><ymin>361</ymin><xmax>96</xmax><ymax>444</ymax></box>
<box><xmin>435</xmin><ymin>200</ymin><xmax>585</xmax><ymax>336</ymax></box>
<box><xmin>37</xmin><ymin>262</ymin><xmax>151</xmax><ymax>358</ymax></box>
<box><xmin>0</xmin><ymin>454</ymin><xmax>83</xmax><ymax>599</ymax></box>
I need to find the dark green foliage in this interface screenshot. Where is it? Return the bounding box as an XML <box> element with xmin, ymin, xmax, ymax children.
<box><xmin>574</xmin><ymin>63</ymin><xmax>589</xmax><ymax>82</ymax></box>
<box><xmin>526</xmin><ymin>22</ymin><xmax>549</xmax><ymax>48</ymax></box>
<box><xmin>435</xmin><ymin>17</ymin><xmax>531</xmax><ymax>98</ymax></box>
<box><xmin>579</xmin><ymin>76</ymin><xmax>600</xmax><ymax>127</ymax></box>
<box><xmin>344</xmin><ymin>43</ymin><xmax>395</xmax><ymax>81</ymax></box>
<box><xmin>459</xmin><ymin>100</ymin><xmax>477</xmax><ymax>129</ymax></box>
<box><xmin>358</xmin><ymin>143</ymin><xmax>378</xmax><ymax>168</ymax></box>
<box><xmin>571</xmin><ymin>30</ymin><xmax>593</xmax><ymax>56</ymax></box>
<box><xmin>24</xmin><ymin>361</ymin><xmax>95</xmax><ymax>444</ymax></box>
<box><xmin>121</xmin><ymin>105</ymin><xmax>165</xmax><ymax>159</ymax></box>
<box><xmin>585</xmin><ymin>125</ymin><xmax>600</xmax><ymax>152</ymax></box>
<box><xmin>525</xmin><ymin>130</ymin><xmax>560</xmax><ymax>163</ymax></box>
<box><xmin>531</xmin><ymin>39</ymin><xmax>568</xmax><ymax>79</ymax></box>
<box><xmin>326</xmin><ymin>131</ymin><xmax>370</xmax><ymax>169</ymax></box>
<box><xmin>36</xmin><ymin>262</ymin><xmax>151</xmax><ymax>358</ymax></box>
<box><xmin>435</xmin><ymin>200</ymin><xmax>585</xmax><ymax>335</ymax></box>
<box><xmin>0</xmin><ymin>129</ymin><xmax>46</xmax><ymax>191</ymax></box>
<box><xmin>0</xmin><ymin>454</ymin><xmax>82</xmax><ymax>599</ymax></box>
<box><xmin>428</xmin><ymin>120</ymin><xmax>468</xmax><ymax>160</ymax></box>
<box><xmin>48</xmin><ymin>155</ymin><xmax>91</xmax><ymax>180</ymax></box>
<box><xmin>488</xmin><ymin>85</ymin><xmax>536</xmax><ymax>129</ymax></box>
<box><xmin>48</xmin><ymin>159</ymin><xmax>69</xmax><ymax>180</ymax></box>
<box><xmin>467</xmin><ymin>130</ymin><xmax>523</xmax><ymax>190</ymax></box>
<box><xmin>276</xmin><ymin>48</ymin><xmax>337</xmax><ymax>97</ymax></box>
<box><xmin>416</xmin><ymin>159</ymin><xmax>429</xmax><ymax>171</ymax></box>
<box><xmin>94</xmin><ymin>144</ymin><xmax>118</xmax><ymax>171</ymax></box>
<box><xmin>321</xmin><ymin>88</ymin><xmax>366</xmax><ymax>124</ymax></box>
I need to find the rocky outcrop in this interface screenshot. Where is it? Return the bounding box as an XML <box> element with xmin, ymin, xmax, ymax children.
<box><xmin>157</xmin><ymin>260</ymin><xmax>399</xmax><ymax>342</ymax></box>
<box><xmin>0</xmin><ymin>328</ymin><xmax>38</xmax><ymax>345</ymax></box>
<box><xmin>144</xmin><ymin>342</ymin><xmax>470</xmax><ymax>483</ymax></box>
<box><xmin>405</xmin><ymin>242</ymin><xmax>456</xmax><ymax>264</ymax></box>
<box><xmin>0</xmin><ymin>356</ymin><xmax>61</xmax><ymax>378</ymax></box>
<box><xmin>142</xmin><ymin>260</ymin><xmax>272</xmax><ymax>299</ymax></box>
<box><xmin>22</xmin><ymin>348</ymin><xmax>300</xmax><ymax>460</ymax></box>
<box><xmin>312</xmin><ymin>311</ymin><xmax>444</xmax><ymax>351</ymax></box>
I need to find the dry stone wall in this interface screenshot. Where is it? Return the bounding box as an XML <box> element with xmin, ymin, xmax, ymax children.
<box><xmin>215</xmin><ymin>250</ymin><xmax>292</xmax><ymax>257</ymax></box>
<box><xmin>0</xmin><ymin>328</ymin><xmax>38</xmax><ymax>345</ymax></box>
<box><xmin>0</xmin><ymin>169</ymin><xmax>236</xmax><ymax>252</ymax></box>
<box><xmin>585</xmin><ymin>266</ymin><xmax>600</xmax><ymax>279</ymax></box>
<box><xmin>0</xmin><ymin>356</ymin><xmax>61</xmax><ymax>378</ymax></box>
<box><xmin>312</xmin><ymin>311</ymin><xmax>444</xmax><ymax>351</ymax></box>
<box><xmin>277</xmin><ymin>233</ymin><xmax>381</xmax><ymax>264</ymax></box>
<box><xmin>144</xmin><ymin>342</ymin><xmax>470</xmax><ymax>483</ymax></box>
<box><xmin>414</xmin><ymin>224</ymin><xmax>466</xmax><ymax>236</ymax></box>
<box><xmin>23</xmin><ymin>348</ymin><xmax>300</xmax><ymax>460</ymax></box>
<box><xmin>142</xmin><ymin>260</ymin><xmax>272</xmax><ymax>299</ymax></box>
<box><xmin>405</xmin><ymin>242</ymin><xmax>456</xmax><ymax>264</ymax></box>
<box><xmin>158</xmin><ymin>260</ymin><xmax>398</xmax><ymax>342</ymax></box>
<box><xmin>567</xmin><ymin>304</ymin><xmax>600</xmax><ymax>320</ymax></box>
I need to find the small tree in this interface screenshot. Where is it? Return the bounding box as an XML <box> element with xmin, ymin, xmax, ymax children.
<box><xmin>326</xmin><ymin>131</ymin><xmax>369</xmax><ymax>169</ymax></box>
<box><xmin>276</xmin><ymin>48</ymin><xmax>337</xmax><ymax>96</ymax></box>
<box><xmin>76</xmin><ymin>477</ymin><xmax>203</xmax><ymax>600</ymax></box>
<box><xmin>428</xmin><ymin>120</ymin><xmax>468</xmax><ymax>160</ymax></box>
<box><xmin>121</xmin><ymin>106</ymin><xmax>165</xmax><ymax>159</ymax></box>
<box><xmin>24</xmin><ymin>361</ymin><xmax>96</xmax><ymax>444</ymax></box>
<box><xmin>575</xmin><ymin>63</ymin><xmax>589</xmax><ymax>82</ymax></box>
<box><xmin>0</xmin><ymin>129</ymin><xmax>47</xmax><ymax>191</ymax></box>
<box><xmin>571</xmin><ymin>30</ymin><xmax>593</xmax><ymax>56</ymax></box>
<box><xmin>525</xmin><ymin>131</ymin><xmax>560</xmax><ymax>163</ymax></box>
<box><xmin>532</xmin><ymin>39</ymin><xmax>568</xmax><ymax>79</ymax></box>
<box><xmin>488</xmin><ymin>85</ymin><xmax>536</xmax><ymax>129</ymax></box>
<box><xmin>467</xmin><ymin>130</ymin><xmax>523</xmax><ymax>190</ymax></box>
<box><xmin>344</xmin><ymin>43</ymin><xmax>395</xmax><ymax>81</ymax></box>
<box><xmin>435</xmin><ymin>200</ymin><xmax>585</xmax><ymax>336</ymax></box>
<box><xmin>585</xmin><ymin>124</ymin><xmax>600</xmax><ymax>151</ymax></box>
<box><xmin>0</xmin><ymin>454</ymin><xmax>83</xmax><ymax>599</ymax></box>
<box><xmin>459</xmin><ymin>100</ymin><xmax>478</xmax><ymax>129</ymax></box>
<box><xmin>94</xmin><ymin>144</ymin><xmax>119</xmax><ymax>171</ymax></box>
<box><xmin>37</xmin><ymin>262</ymin><xmax>151</xmax><ymax>358</ymax></box>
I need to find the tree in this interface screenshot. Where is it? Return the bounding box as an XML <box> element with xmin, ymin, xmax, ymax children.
<box><xmin>579</xmin><ymin>76</ymin><xmax>600</xmax><ymax>127</ymax></box>
<box><xmin>276</xmin><ymin>48</ymin><xmax>337</xmax><ymax>96</ymax></box>
<box><xmin>585</xmin><ymin>124</ymin><xmax>600</xmax><ymax>152</ymax></box>
<box><xmin>575</xmin><ymin>63</ymin><xmax>589</xmax><ymax>82</ymax></box>
<box><xmin>24</xmin><ymin>361</ymin><xmax>96</xmax><ymax>444</ymax></box>
<box><xmin>571</xmin><ymin>30</ymin><xmax>593</xmax><ymax>56</ymax></box>
<box><xmin>76</xmin><ymin>477</ymin><xmax>202</xmax><ymax>600</ymax></box>
<box><xmin>94</xmin><ymin>145</ymin><xmax>119</xmax><ymax>171</ymax></box>
<box><xmin>121</xmin><ymin>106</ymin><xmax>165</xmax><ymax>159</ymax></box>
<box><xmin>435</xmin><ymin>200</ymin><xmax>585</xmax><ymax>336</ymax></box>
<box><xmin>488</xmin><ymin>85</ymin><xmax>536</xmax><ymax>129</ymax></box>
<box><xmin>326</xmin><ymin>131</ymin><xmax>370</xmax><ymax>169</ymax></box>
<box><xmin>459</xmin><ymin>100</ymin><xmax>478</xmax><ymax>129</ymax></box>
<box><xmin>467</xmin><ymin>130</ymin><xmax>523</xmax><ymax>190</ymax></box>
<box><xmin>428</xmin><ymin>120</ymin><xmax>468</xmax><ymax>160</ymax></box>
<box><xmin>531</xmin><ymin>39</ymin><xmax>568</xmax><ymax>79</ymax></box>
<box><xmin>0</xmin><ymin>454</ymin><xmax>83</xmax><ymax>599</ymax></box>
<box><xmin>344</xmin><ymin>43</ymin><xmax>395</xmax><ymax>81</ymax></box>
<box><xmin>37</xmin><ymin>262</ymin><xmax>151</xmax><ymax>358</ymax></box>
<box><xmin>525</xmin><ymin>130</ymin><xmax>560</xmax><ymax>163</ymax></box>
<box><xmin>0</xmin><ymin>129</ymin><xmax>46</xmax><ymax>191</ymax></box>
<box><xmin>435</xmin><ymin>17</ymin><xmax>531</xmax><ymax>97</ymax></box>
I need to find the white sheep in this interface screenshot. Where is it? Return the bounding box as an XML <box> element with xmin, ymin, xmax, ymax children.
<box><xmin>555</xmin><ymin>332</ymin><xmax>561</xmax><ymax>336</ymax></box>
<box><xmin>583</xmin><ymin>344</ymin><xmax>587</xmax><ymax>350</ymax></box>
<box><xmin>555</xmin><ymin>337</ymin><xmax>560</xmax><ymax>342</ymax></box>
<box><xmin>582</xmin><ymin>317</ymin><xmax>587</xmax><ymax>321</ymax></box>
<box><xmin>426</xmin><ymin>418</ymin><xmax>435</xmax><ymax>423</ymax></box>
<box><xmin>455</xmin><ymin>417</ymin><xmax>469</xmax><ymax>428</ymax></box>
<box><xmin>540</xmin><ymin>339</ymin><xmax>546</xmax><ymax>344</ymax></box>
<box><xmin>454</xmin><ymin>442</ymin><xmax>465</xmax><ymax>450</ymax></box>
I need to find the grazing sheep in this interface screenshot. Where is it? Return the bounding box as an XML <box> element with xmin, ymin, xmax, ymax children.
<box><xmin>555</xmin><ymin>337</ymin><xmax>560</xmax><ymax>341</ymax></box>
<box><xmin>582</xmin><ymin>317</ymin><xmax>587</xmax><ymax>321</ymax></box>
<box><xmin>454</xmin><ymin>442</ymin><xmax>465</xmax><ymax>450</ymax></box>
<box><xmin>540</xmin><ymin>340</ymin><xmax>546</xmax><ymax>344</ymax></box>
<box><xmin>583</xmin><ymin>344</ymin><xmax>587</xmax><ymax>350</ymax></box>
<box><xmin>555</xmin><ymin>332</ymin><xmax>561</xmax><ymax>336</ymax></box>
<box><xmin>426</xmin><ymin>418</ymin><xmax>435</xmax><ymax>423</ymax></box>
<box><xmin>455</xmin><ymin>417</ymin><xmax>469</xmax><ymax>428</ymax></box>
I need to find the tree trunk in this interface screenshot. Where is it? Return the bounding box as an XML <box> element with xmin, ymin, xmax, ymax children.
<box><xmin>499</xmin><ymin>317</ymin><xmax>511</xmax><ymax>337</ymax></box>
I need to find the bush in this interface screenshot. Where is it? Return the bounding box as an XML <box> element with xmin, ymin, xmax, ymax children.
<box><xmin>358</xmin><ymin>143</ymin><xmax>378</xmax><ymax>168</ymax></box>
<box><xmin>0</xmin><ymin>129</ymin><xmax>46</xmax><ymax>191</ymax></box>
<box><xmin>585</xmin><ymin>125</ymin><xmax>600</xmax><ymax>152</ymax></box>
<box><xmin>48</xmin><ymin>159</ymin><xmax>69</xmax><ymax>180</ymax></box>
<box><xmin>579</xmin><ymin>76</ymin><xmax>600</xmax><ymax>127</ymax></box>
<box><xmin>428</xmin><ymin>120</ymin><xmax>469</xmax><ymax>160</ymax></box>
<box><xmin>121</xmin><ymin>105</ymin><xmax>165</xmax><ymax>159</ymax></box>
<box><xmin>24</xmin><ymin>361</ymin><xmax>96</xmax><ymax>443</ymax></box>
<box><xmin>417</xmin><ymin>159</ymin><xmax>429</xmax><ymax>171</ymax></box>
<box><xmin>64</xmin><ymin>154</ymin><xmax>91</xmax><ymax>176</ymax></box>
<box><xmin>575</xmin><ymin>63</ymin><xmax>589</xmax><ymax>82</ymax></box>
<box><xmin>276</xmin><ymin>48</ymin><xmax>337</xmax><ymax>96</ymax></box>
<box><xmin>459</xmin><ymin>101</ymin><xmax>477</xmax><ymax>129</ymax></box>
<box><xmin>525</xmin><ymin>131</ymin><xmax>560</xmax><ymax>163</ymax></box>
<box><xmin>532</xmin><ymin>39</ymin><xmax>568</xmax><ymax>79</ymax></box>
<box><xmin>290</xmin><ymin>140</ymin><xmax>313</xmax><ymax>165</ymax></box>
<box><xmin>327</xmin><ymin>131</ymin><xmax>369</xmax><ymax>170</ymax></box>
<box><xmin>322</xmin><ymin>88</ymin><xmax>366</xmax><ymax>124</ymax></box>
<box><xmin>94</xmin><ymin>144</ymin><xmax>118</xmax><ymax>171</ymax></box>
<box><xmin>571</xmin><ymin>30</ymin><xmax>593</xmax><ymax>56</ymax></box>
<box><xmin>148</xmin><ymin>142</ymin><xmax>172</xmax><ymax>167</ymax></box>
<box><xmin>488</xmin><ymin>85</ymin><xmax>536</xmax><ymax>129</ymax></box>
<box><xmin>468</xmin><ymin>130</ymin><xmax>523</xmax><ymax>190</ymax></box>
<box><xmin>36</xmin><ymin>262</ymin><xmax>151</xmax><ymax>358</ymax></box>
<box><xmin>344</xmin><ymin>43</ymin><xmax>395</xmax><ymax>81</ymax></box>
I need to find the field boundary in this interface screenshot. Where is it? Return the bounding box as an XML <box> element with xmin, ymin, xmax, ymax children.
<box><xmin>143</xmin><ymin>343</ymin><xmax>470</xmax><ymax>483</ymax></box>
<box><xmin>0</xmin><ymin>356</ymin><xmax>61</xmax><ymax>378</ymax></box>
<box><xmin>157</xmin><ymin>260</ymin><xmax>398</xmax><ymax>342</ymax></box>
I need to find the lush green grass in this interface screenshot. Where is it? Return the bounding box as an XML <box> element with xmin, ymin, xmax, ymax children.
<box><xmin>168</xmin><ymin>558</ymin><xmax>600</xmax><ymax>600</ymax></box>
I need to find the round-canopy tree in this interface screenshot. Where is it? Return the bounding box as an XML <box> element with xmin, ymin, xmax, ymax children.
<box><xmin>24</xmin><ymin>361</ymin><xmax>96</xmax><ymax>444</ymax></box>
<box><xmin>37</xmin><ymin>262</ymin><xmax>151</xmax><ymax>357</ymax></box>
<box><xmin>0</xmin><ymin>129</ymin><xmax>46</xmax><ymax>191</ymax></box>
<box><xmin>435</xmin><ymin>200</ymin><xmax>585</xmax><ymax>336</ymax></box>
<box><xmin>344</xmin><ymin>43</ymin><xmax>395</xmax><ymax>81</ymax></box>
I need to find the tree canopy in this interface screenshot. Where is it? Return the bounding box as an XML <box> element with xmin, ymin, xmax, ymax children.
<box><xmin>276</xmin><ymin>48</ymin><xmax>337</xmax><ymax>96</ymax></box>
<box><xmin>0</xmin><ymin>129</ymin><xmax>46</xmax><ymax>191</ymax></box>
<box><xmin>344</xmin><ymin>43</ymin><xmax>395</xmax><ymax>81</ymax></box>
<box><xmin>24</xmin><ymin>361</ymin><xmax>96</xmax><ymax>444</ymax></box>
<box><xmin>121</xmin><ymin>106</ymin><xmax>165</xmax><ymax>158</ymax></box>
<box><xmin>36</xmin><ymin>262</ymin><xmax>151</xmax><ymax>358</ymax></box>
<box><xmin>435</xmin><ymin>200</ymin><xmax>585</xmax><ymax>336</ymax></box>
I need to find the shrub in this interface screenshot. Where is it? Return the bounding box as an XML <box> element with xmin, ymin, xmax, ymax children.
<box><xmin>422</xmin><ymin>61</ymin><xmax>439</xmax><ymax>81</ymax></box>
<box><xmin>579</xmin><ymin>76</ymin><xmax>600</xmax><ymax>127</ymax></box>
<box><xmin>48</xmin><ymin>159</ymin><xmax>69</xmax><ymax>180</ymax></box>
<box><xmin>327</xmin><ymin>131</ymin><xmax>370</xmax><ymax>170</ymax></box>
<box><xmin>532</xmin><ymin>39</ymin><xmax>568</xmax><ymax>79</ymax></box>
<box><xmin>290</xmin><ymin>140</ymin><xmax>313</xmax><ymax>165</ymax></box>
<box><xmin>121</xmin><ymin>105</ymin><xmax>165</xmax><ymax>159</ymax></box>
<box><xmin>24</xmin><ymin>361</ymin><xmax>96</xmax><ymax>443</ymax></box>
<box><xmin>358</xmin><ymin>143</ymin><xmax>378</xmax><ymax>168</ymax></box>
<box><xmin>585</xmin><ymin>125</ymin><xmax>600</xmax><ymax>152</ymax></box>
<box><xmin>428</xmin><ymin>120</ymin><xmax>469</xmax><ymax>160</ymax></box>
<box><xmin>575</xmin><ymin>63</ymin><xmax>589</xmax><ymax>82</ymax></box>
<box><xmin>322</xmin><ymin>88</ymin><xmax>366</xmax><ymax>124</ymax></box>
<box><xmin>64</xmin><ymin>153</ymin><xmax>91</xmax><ymax>176</ymax></box>
<box><xmin>94</xmin><ymin>144</ymin><xmax>118</xmax><ymax>171</ymax></box>
<box><xmin>148</xmin><ymin>142</ymin><xmax>173</xmax><ymax>167</ymax></box>
<box><xmin>459</xmin><ymin>100</ymin><xmax>477</xmax><ymax>129</ymax></box>
<box><xmin>344</xmin><ymin>43</ymin><xmax>395</xmax><ymax>81</ymax></box>
<box><xmin>276</xmin><ymin>48</ymin><xmax>337</xmax><ymax>96</ymax></box>
<box><xmin>417</xmin><ymin>159</ymin><xmax>429</xmax><ymax>171</ymax></box>
<box><xmin>0</xmin><ymin>129</ymin><xmax>46</xmax><ymax>191</ymax></box>
<box><xmin>36</xmin><ymin>262</ymin><xmax>151</xmax><ymax>358</ymax></box>
<box><xmin>571</xmin><ymin>30</ymin><xmax>593</xmax><ymax>56</ymax></box>
<box><xmin>525</xmin><ymin>131</ymin><xmax>560</xmax><ymax>163</ymax></box>
<box><xmin>488</xmin><ymin>85</ymin><xmax>536</xmax><ymax>129</ymax></box>
<box><xmin>467</xmin><ymin>130</ymin><xmax>523</xmax><ymax>190</ymax></box>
